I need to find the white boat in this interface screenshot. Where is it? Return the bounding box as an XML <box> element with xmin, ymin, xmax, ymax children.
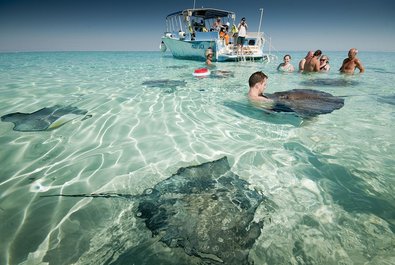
<box><xmin>161</xmin><ymin>8</ymin><xmax>267</xmax><ymax>62</ymax></box>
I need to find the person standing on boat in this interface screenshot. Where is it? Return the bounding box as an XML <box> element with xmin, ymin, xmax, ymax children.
<box><xmin>219</xmin><ymin>23</ymin><xmax>230</xmax><ymax>45</ymax></box>
<box><xmin>211</xmin><ymin>17</ymin><xmax>222</xmax><ymax>31</ymax></box>
<box><xmin>339</xmin><ymin>48</ymin><xmax>365</xmax><ymax>74</ymax></box>
<box><xmin>237</xmin><ymin>17</ymin><xmax>248</xmax><ymax>54</ymax></box>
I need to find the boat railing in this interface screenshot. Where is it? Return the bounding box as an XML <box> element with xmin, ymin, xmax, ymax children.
<box><xmin>195</xmin><ymin>31</ymin><xmax>219</xmax><ymax>41</ymax></box>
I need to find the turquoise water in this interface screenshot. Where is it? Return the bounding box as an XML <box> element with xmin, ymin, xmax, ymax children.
<box><xmin>0</xmin><ymin>51</ymin><xmax>394</xmax><ymax>264</ymax></box>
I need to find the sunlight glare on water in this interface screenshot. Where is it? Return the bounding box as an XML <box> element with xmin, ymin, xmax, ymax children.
<box><xmin>0</xmin><ymin>51</ymin><xmax>394</xmax><ymax>265</ymax></box>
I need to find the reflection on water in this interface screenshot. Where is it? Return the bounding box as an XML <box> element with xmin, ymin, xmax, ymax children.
<box><xmin>284</xmin><ymin>141</ymin><xmax>395</xmax><ymax>233</ymax></box>
<box><xmin>223</xmin><ymin>100</ymin><xmax>302</xmax><ymax>126</ymax></box>
<box><xmin>0</xmin><ymin>51</ymin><xmax>394</xmax><ymax>265</ymax></box>
<box><xmin>300</xmin><ymin>77</ymin><xmax>360</xmax><ymax>87</ymax></box>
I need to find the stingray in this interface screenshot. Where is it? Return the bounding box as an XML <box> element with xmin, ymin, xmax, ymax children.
<box><xmin>1</xmin><ymin>105</ymin><xmax>88</xmax><ymax>132</ymax></box>
<box><xmin>266</xmin><ymin>89</ymin><xmax>344</xmax><ymax>117</ymax></box>
<box><xmin>369</xmin><ymin>67</ymin><xmax>395</xmax><ymax>75</ymax></box>
<box><xmin>210</xmin><ymin>70</ymin><xmax>235</xmax><ymax>79</ymax></box>
<box><xmin>300</xmin><ymin>78</ymin><xmax>359</xmax><ymax>87</ymax></box>
<box><xmin>42</xmin><ymin>157</ymin><xmax>275</xmax><ymax>265</ymax></box>
<box><xmin>166</xmin><ymin>65</ymin><xmax>189</xmax><ymax>69</ymax></box>
<box><xmin>142</xmin><ymin>79</ymin><xmax>187</xmax><ymax>93</ymax></box>
<box><xmin>377</xmin><ymin>94</ymin><xmax>395</xmax><ymax>106</ymax></box>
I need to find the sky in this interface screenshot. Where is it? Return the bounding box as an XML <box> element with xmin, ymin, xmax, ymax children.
<box><xmin>0</xmin><ymin>0</ymin><xmax>395</xmax><ymax>52</ymax></box>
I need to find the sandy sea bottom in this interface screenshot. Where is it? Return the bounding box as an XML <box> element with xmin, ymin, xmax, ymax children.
<box><xmin>0</xmin><ymin>51</ymin><xmax>394</xmax><ymax>264</ymax></box>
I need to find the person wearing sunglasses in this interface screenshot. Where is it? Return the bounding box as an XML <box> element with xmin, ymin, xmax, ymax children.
<box><xmin>319</xmin><ymin>55</ymin><xmax>331</xmax><ymax>72</ymax></box>
<box><xmin>340</xmin><ymin>48</ymin><xmax>365</xmax><ymax>74</ymax></box>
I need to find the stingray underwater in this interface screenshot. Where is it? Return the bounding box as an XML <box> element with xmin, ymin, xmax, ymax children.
<box><xmin>42</xmin><ymin>157</ymin><xmax>276</xmax><ymax>265</ymax></box>
<box><xmin>1</xmin><ymin>105</ymin><xmax>89</xmax><ymax>132</ymax></box>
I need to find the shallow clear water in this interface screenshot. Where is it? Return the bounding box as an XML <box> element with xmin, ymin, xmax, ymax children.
<box><xmin>0</xmin><ymin>51</ymin><xmax>394</xmax><ymax>264</ymax></box>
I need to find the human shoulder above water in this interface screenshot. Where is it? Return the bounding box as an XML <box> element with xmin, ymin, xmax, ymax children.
<box><xmin>339</xmin><ymin>48</ymin><xmax>365</xmax><ymax>74</ymax></box>
<box><xmin>277</xmin><ymin>54</ymin><xmax>295</xmax><ymax>72</ymax></box>
<box><xmin>319</xmin><ymin>55</ymin><xmax>330</xmax><ymax>72</ymax></box>
<box><xmin>303</xmin><ymin>50</ymin><xmax>322</xmax><ymax>72</ymax></box>
<box><xmin>298</xmin><ymin>51</ymin><xmax>313</xmax><ymax>72</ymax></box>
<box><xmin>247</xmin><ymin>71</ymin><xmax>273</xmax><ymax>102</ymax></box>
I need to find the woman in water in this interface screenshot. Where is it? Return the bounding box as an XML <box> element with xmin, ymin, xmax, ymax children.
<box><xmin>277</xmin><ymin>54</ymin><xmax>295</xmax><ymax>72</ymax></box>
<box><xmin>319</xmin><ymin>55</ymin><xmax>331</xmax><ymax>72</ymax></box>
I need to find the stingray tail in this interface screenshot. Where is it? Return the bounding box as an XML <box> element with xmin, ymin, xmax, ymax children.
<box><xmin>41</xmin><ymin>192</ymin><xmax>135</xmax><ymax>199</ymax></box>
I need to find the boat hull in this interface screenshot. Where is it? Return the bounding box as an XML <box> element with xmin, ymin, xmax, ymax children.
<box><xmin>162</xmin><ymin>37</ymin><xmax>215</xmax><ymax>61</ymax></box>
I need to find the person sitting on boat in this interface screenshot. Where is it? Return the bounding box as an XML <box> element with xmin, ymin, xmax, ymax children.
<box><xmin>319</xmin><ymin>55</ymin><xmax>331</xmax><ymax>72</ymax></box>
<box><xmin>193</xmin><ymin>19</ymin><xmax>206</xmax><ymax>32</ymax></box>
<box><xmin>277</xmin><ymin>54</ymin><xmax>295</xmax><ymax>72</ymax></box>
<box><xmin>211</xmin><ymin>17</ymin><xmax>222</xmax><ymax>31</ymax></box>
<box><xmin>339</xmin><ymin>48</ymin><xmax>365</xmax><ymax>74</ymax></box>
<box><xmin>219</xmin><ymin>23</ymin><xmax>230</xmax><ymax>45</ymax></box>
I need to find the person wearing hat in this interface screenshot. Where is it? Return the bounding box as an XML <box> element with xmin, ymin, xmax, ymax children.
<box><xmin>205</xmin><ymin>48</ymin><xmax>214</xmax><ymax>66</ymax></box>
<box><xmin>237</xmin><ymin>17</ymin><xmax>248</xmax><ymax>53</ymax></box>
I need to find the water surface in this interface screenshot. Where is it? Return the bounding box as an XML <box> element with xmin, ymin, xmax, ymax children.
<box><xmin>0</xmin><ymin>51</ymin><xmax>394</xmax><ymax>264</ymax></box>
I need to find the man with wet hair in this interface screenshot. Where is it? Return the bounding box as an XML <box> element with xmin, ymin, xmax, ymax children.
<box><xmin>303</xmin><ymin>50</ymin><xmax>322</xmax><ymax>72</ymax></box>
<box><xmin>248</xmin><ymin>71</ymin><xmax>273</xmax><ymax>102</ymax></box>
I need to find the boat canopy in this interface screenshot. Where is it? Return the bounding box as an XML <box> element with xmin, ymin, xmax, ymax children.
<box><xmin>166</xmin><ymin>8</ymin><xmax>235</xmax><ymax>20</ymax></box>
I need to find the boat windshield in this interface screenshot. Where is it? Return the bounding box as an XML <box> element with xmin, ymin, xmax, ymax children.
<box><xmin>165</xmin><ymin>8</ymin><xmax>235</xmax><ymax>34</ymax></box>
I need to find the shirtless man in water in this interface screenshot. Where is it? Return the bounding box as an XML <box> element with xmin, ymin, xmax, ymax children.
<box><xmin>339</xmin><ymin>48</ymin><xmax>365</xmax><ymax>74</ymax></box>
<box><xmin>303</xmin><ymin>50</ymin><xmax>322</xmax><ymax>72</ymax></box>
<box><xmin>248</xmin><ymin>71</ymin><xmax>273</xmax><ymax>102</ymax></box>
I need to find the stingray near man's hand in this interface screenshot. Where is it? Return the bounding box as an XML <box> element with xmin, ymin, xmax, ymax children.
<box><xmin>1</xmin><ymin>105</ymin><xmax>89</xmax><ymax>132</ymax></box>
<box><xmin>42</xmin><ymin>157</ymin><xmax>275</xmax><ymax>265</ymax></box>
<box><xmin>142</xmin><ymin>79</ymin><xmax>187</xmax><ymax>93</ymax></box>
<box><xmin>266</xmin><ymin>89</ymin><xmax>344</xmax><ymax>117</ymax></box>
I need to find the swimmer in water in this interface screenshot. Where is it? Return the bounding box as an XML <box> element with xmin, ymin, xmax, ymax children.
<box><xmin>339</xmin><ymin>48</ymin><xmax>365</xmax><ymax>74</ymax></box>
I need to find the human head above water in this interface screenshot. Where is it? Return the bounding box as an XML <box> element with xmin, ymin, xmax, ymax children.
<box><xmin>205</xmin><ymin>47</ymin><xmax>213</xmax><ymax>57</ymax></box>
<box><xmin>306</xmin><ymin>51</ymin><xmax>314</xmax><ymax>58</ymax></box>
<box><xmin>320</xmin><ymin>55</ymin><xmax>329</xmax><ymax>62</ymax></box>
<box><xmin>249</xmin><ymin>71</ymin><xmax>268</xmax><ymax>88</ymax></box>
<box><xmin>348</xmin><ymin>48</ymin><xmax>358</xmax><ymax>57</ymax></box>
<box><xmin>314</xmin><ymin>50</ymin><xmax>322</xmax><ymax>57</ymax></box>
